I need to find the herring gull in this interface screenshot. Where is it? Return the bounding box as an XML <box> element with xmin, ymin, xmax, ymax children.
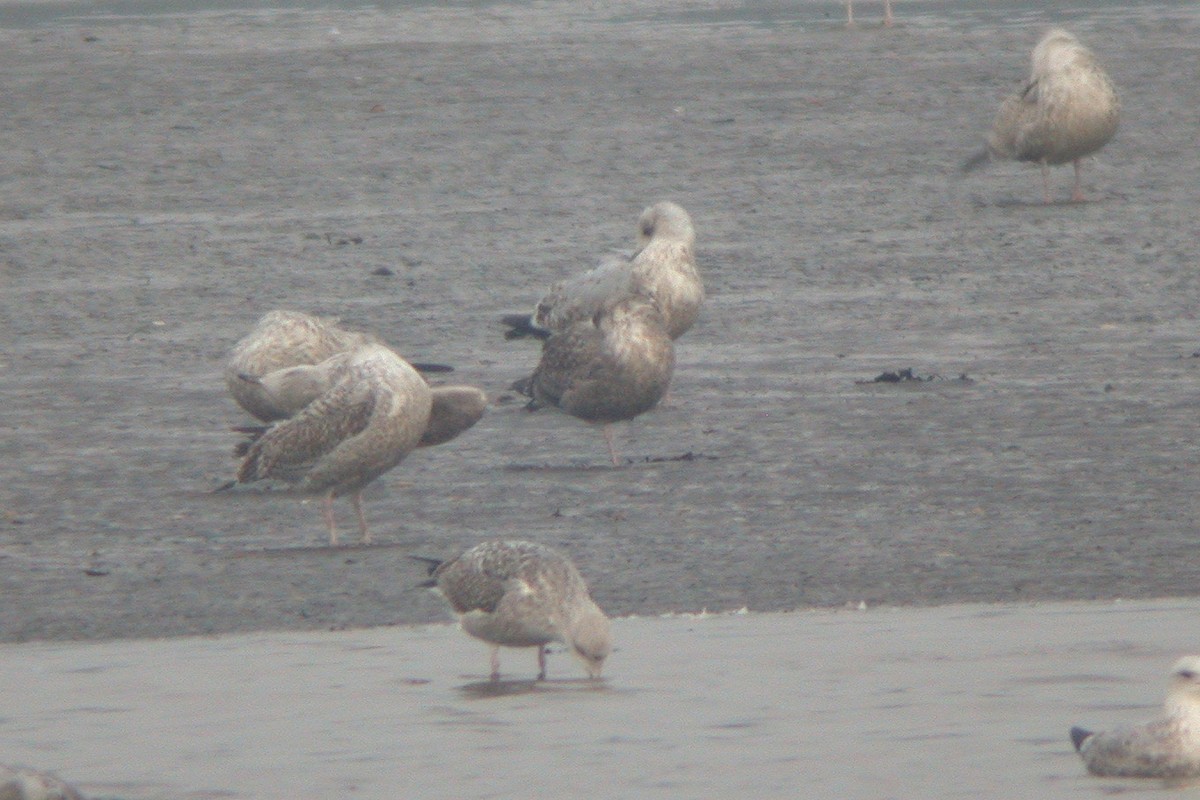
<box><xmin>1071</xmin><ymin>655</ymin><xmax>1200</xmax><ymax>779</ymax></box>
<box><xmin>522</xmin><ymin>293</ymin><xmax>675</xmax><ymax>466</ymax></box>
<box><xmin>502</xmin><ymin>201</ymin><xmax>703</xmax><ymax>342</ymax></box>
<box><xmin>230</xmin><ymin>342</ymin><xmax>486</xmax><ymax>545</ymax></box>
<box><xmin>964</xmin><ymin>28</ymin><xmax>1119</xmax><ymax>203</ymax></box>
<box><xmin>0</xmin><ymin>765</ymin><xmax>85</xmax><ymax>800</ymax></box>
<box><xmin>846</xmin><ymin>0</ymin><xmax>893</xmax><ymax>27</ymax></box>
<box><xmin>414</xmin><ymin>540</ymin><xmax>612</xmax><ymax>681</ymax></box>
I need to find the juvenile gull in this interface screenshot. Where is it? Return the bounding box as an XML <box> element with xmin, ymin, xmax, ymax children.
<box><xmin>415</xmin><ymin>540</ymin><xmax>612</xmax><ymax>681</ymax></box>
<box><xmin>1071</xmin><ymin>655</ymin><xmax>1200</xmax><ymax>778</ymax></box>
<box><xmin>964</xmin><ymin>28</ymin><xmax>1119</xmax><ymax>203</ymax></box>
<box><xmin>231</xmin><ymin>343</ymin><xmax>486</xmax><ymax>545</ymax></box>
<box><xmin>0</xmin><ymin>765</ymin><xmax>85</xmax><ymax>800</ymax></box>
<box><xmin>226</xmin><ymin>310</ymin><xmax>452</xmax><ymax>422</ymax></box>
<box><xmin>523</xmin><ymin>293</ymin><xmax>674</xmax><ymax>466</ymax></box>
<box><xmin>846</xmin><ymin>0</ymin><xmax>893</xmax><ymax>27</ymax></box>
<box><xmin>502</xmin><ymin>201</ymin><xmax>703</xmax><ymax>342</ymax></box>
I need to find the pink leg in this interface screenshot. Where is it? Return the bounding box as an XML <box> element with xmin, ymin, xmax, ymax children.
<box><xmin>350</xmin><ymin>491</ymin><xmax>370</xmax><ymax>544</ymax></box>
<box><xmin>1070</xmin><ymin>159</ymin><xmax>1086</xmax><ymax>202</ymax></box>
<box><xmin>845</xmin><ymin>0</ymin><xmax>854</xmax><ymax>26</ymax></box>
<box><xmin>537</xmin><ymin>646</ymin><xmax>548</xmax><ymax>681</ymax></box>
<box><xmin>490</xmin><ymin>647</ymin><xmax>501</xmax><ymax>681</ymax></box>
<box><xmin>603</xmin><ymin>425</ymin><xmax>620</xmax><ymax>467</ymax></box>
<box><xmin>1040</xmin><ymin>162</ymin><xmax>1052</xmax><ymax>204</ymax></box>
<box><xmin>321</xmin><ymin>493</ymin><xmax>339</xmax><ymax>546</ymax></box>
<box><xmin>883</xmin><ymin>0</ymin><xmax>894</xmax><ymax>25</ymax></box>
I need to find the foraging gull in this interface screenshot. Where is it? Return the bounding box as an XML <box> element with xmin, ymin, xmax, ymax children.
<box><xmin>523</xmin><ymin>293</ymin><xmax>674</xmax><ymax>466</ymax></box>
<box><xmin>415</xmin><ymin>540</ymin><xmax>612</xmax><ymax>681</ymax></box>
<box><xmin>503</xmin><ymin>202</ymin><xmax>703</xmax><ymax>342</ymax></box>
<box><xmin>965</xmin><ymin>28</ymin><xmax>1119</xmax><ymax>203</ymax></box>
<box><xmin>1071</xmin><ymin>655</ymin><xmax>1200</xmax><ymax>778</ymax></box>
<box><xmin>231</xmin><ymin>343</ymin><xmax>486</xmax><ymax>545</ymax></box>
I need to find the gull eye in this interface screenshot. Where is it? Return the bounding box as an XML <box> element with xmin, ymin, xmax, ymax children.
<box><xmin>641</xmin><ymin>222</ymin><xmax>654</xmax><ymax>238</ymax></box>
<box><xmin>1180</xmin><ymin>670</ymin><xmax>1197</xmax><ymax>680</ymax></box>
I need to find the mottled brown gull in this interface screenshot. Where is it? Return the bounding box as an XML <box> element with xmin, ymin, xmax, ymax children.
<box><xmin>414</xmin><ymin>540</ymin><xmax>611</xmax><ymax>681</ymax></box>
<box><xmin>846</xmin><ymin>0</ymin><xmax>893</xmax><ymax>27</ymax></box>
<box><xmin>230</xmin><ymin>343</ymin><xmax>486</xmax><ymax>545</ymax></box>
<box><xmin>502</xmin><ymin>201</ymin><xmax>703</xmax><ymax>342</ymax></box>
<box><xmin>523</xmin><ymin>293</ymin><xmax>675</xmax><ymax>466</ymax></box>
<box><xmin>1071</xmin><ymin>655</ymin><xmax>1200</xmax><ymax>779</ymax></box>
<box><xmin>226</xmin><ymin>310</ymin><xmax>452</xmax><ymax>422</ymax></box>
<box><xmin>964</xmin><ymin>28</ymin><xmax>1119</xmax><ymax>203</ymax></box>
<box><xmin>0</xmin><ymin>765</ymin><xmax>85</xmax><ymax>800</ymax></box>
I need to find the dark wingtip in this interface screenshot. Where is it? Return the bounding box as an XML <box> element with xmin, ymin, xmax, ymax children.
<box><xmin>509</xmin><ymin>375</ymin><xmax>534</xmax><ymax>396</ymax></box>
<box><xmin>411</xmin><ymin>362</ymin><xmax>455</xmax><ymax>374</ymax></box>
<box><xmin>501</xmin><ymin>314</ymin><xmax>551</xmax><ymax>341</ymax></box>
<box><xmin>408</xmin><ymin>554</ymin><xmax>444</xmax><ymax>583</ymax></box>
<box><xmin>211</xmin><ymin>479</ymin><xmax>237</xmax><ymax>493</ymax></box>
<box><xmin>1069</xmin><ymin>726</ymin><xmax>1093</xmax><ymax>752</ymax></box>
<box><xmin>962</xmin><ymin>148</ymin><xmax>990</xmax><ymax>173</ymax></box>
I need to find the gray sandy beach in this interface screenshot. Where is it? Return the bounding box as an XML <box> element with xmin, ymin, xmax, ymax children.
<box><xmin>2</xmin><ymin>0</ymin><xmax>1200</xmax><ymax>795</ymax></box>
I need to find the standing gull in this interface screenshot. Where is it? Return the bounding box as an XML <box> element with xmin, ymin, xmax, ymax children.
<box><xmin>415</xmin><ymin>540</ymin><xmax>612</xmax><ymax>681</ymax></box>
<box><xmin>1071</xmin><ymin>655</ymin><xmax>1200</xmax><ymax>778</ymax></box>
<box><xmin>230</xmin><ymin>343</ymin><xmax>486</xmax><ymax>545</ymax></box>
<box><xmin>846</xmin><ymin>0</ymin><xmax>893</xmax><ymax>27</ymax></box>
<box><xmin>964</xmin><ymin>28</ymin><xmax>1119</xmax><ymax>203</ymax></box>
<box><xmin>502</xmin><ymin>201</ymin><xmax>703</xmax><ymax>342</ymax></box>
<box><xmin>523</xmin><ymin>293</ymin><xmax>674</xmax><ymax>466</ymax></box>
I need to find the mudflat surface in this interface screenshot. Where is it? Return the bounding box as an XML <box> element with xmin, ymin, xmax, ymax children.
<box><xmin>3</xmin><ymin>0</ymin><xmax>1200</xmax><ymax>642</ymax></box>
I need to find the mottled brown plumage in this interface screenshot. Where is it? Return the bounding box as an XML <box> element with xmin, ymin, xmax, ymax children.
<box><xmin>966</xmin><ymin>28</ymin><xmax>1119</xmax><ymax>203</ymax></box>
<box><xmin>503</xmin><ymin>202</ymin><xmax>703</xmax><ymax>342</ymax></box>
<box><xmin>526</xmin><ymin>294</ymin><xmax>674</xmax><ymax>465</ymax></box>
<box><xmin>0</xmin><ymin>765</ymin><xmax>85</xmax><ymax>800</ymax></box>
<box><xmin>418</xmin><ymin>540</ymin><xmax>612</xmax><ymax>681</ymax></box>
<box><xmin>233</xmin><ymin>343</ymin><xmax>485</xmax><ymax>545</ymax></box>
<box><xmin>226</xmin><ymin>310</ymin><xmax>376</xmax><ymax>422</ymax></box>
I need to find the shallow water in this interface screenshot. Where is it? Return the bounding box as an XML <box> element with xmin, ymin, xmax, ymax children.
<box><xmin>3</xmin><ymin>599</ymin><xmax>1199</xmax><ymax>799</ymax></box>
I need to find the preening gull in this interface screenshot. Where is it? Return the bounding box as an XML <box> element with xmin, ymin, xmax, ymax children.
<box><xmin>846</xmin><ymin>0</ymin><xmax>893</xmax><ymax>27</ymax></box>
<box><xmin>502</xmin><ymin>201</ymin><xmax>703</xmax><ymax>342</ymax></box>
<box><xmin>523</xmin><ymin>293</ymin><xmax>675</xmax><ymax>466</ymax></box>
<box><xmin>230</xmin><ymin>343</ymin><xmax>486</xmax><ymax>545</ymax></box>
<box><xmin>964</xmin><ymin>28</ymin><xmax>1119</xmax><ymax>203</ymax></box>
<box><xmin>1071</xmin><ymin>655</ymin><xmax>1200</xmax><ymax>778</ymax></box>
<box><xmin>0</xmin><ymin>765</ymin><xmax>85</xmax><ymax>800</ymax></box>
<box><xmin>225</xmin><ymin>310</ymin><xmax>452</xmax><ymax>422</ymax></box>
<box><xmin>415</xmin><ymin>540</ymin><xmax>612</xmax><ymax>681</ymax></box>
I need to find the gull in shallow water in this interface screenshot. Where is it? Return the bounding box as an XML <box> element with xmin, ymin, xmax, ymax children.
<box><xmin>502</xmin><ymin>201</ymin><xmax>703</xmax><ymax>342</ymax></box>
<box><xmin>415</xmin><ymin>540</ymin><xmax>612</xmax><ymax>681</ymax></box>
<box><xmin>522</xmin><ymin>292</ymin><xmax>675</xmax><ymax>465</ymax></box>
<box><xmin>1071</xmin><ymin>655</ymin><xmax>1200</xmax><ymax>779</ymax></box>
<box><xmin>0</xmin><ymin>764</ymin><xmax>85</xmax><ymax>800</ymax></box>
<box><xmin>846</xmin><ymin>0</ymin><xmax>893</xmax><ymax>27</ymax></box>
<box><xmin>964</xmin><ymin>28</ymin><xmax>1119</xmax><ymax>203</ymax></box>
<box><xmin>230</xmin><ymin>343</ymin><xmax>486</xmax><ymax>545</ymax></box>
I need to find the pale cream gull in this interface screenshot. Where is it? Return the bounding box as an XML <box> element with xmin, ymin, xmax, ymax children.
<box><xmin>1071</xmin><ymin>655</ymin><xmax>1200</xmax><ymax>779</ymax></box>
<box><xmin>965</xmin><ymin>28</ymin><xmax>1119</xmax><ymax>203</ymax></box>
<box><xmin>503</xmin><ymin>201</ymin><xmax>703</xmax><ymax>342</ymax></box>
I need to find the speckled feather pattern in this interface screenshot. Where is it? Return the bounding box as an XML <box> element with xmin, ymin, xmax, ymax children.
<box><xmin>528</xmin><ymin>202</ymin><xmax>703</xmax><ymax>340</ymax></box>
<box><xmin>236</xmin><ymin>343</ymin><xmax>432</xmax><ymax>498</ymax></box>
<box><xmin>430</xmin><ymin>540</ymin><xmax>607</xmax><ymax>651</ymax></box>
<box><xmin>530</xmin><ymin>295</ymin><xmax>675</xmax><ymax>424</ymax></box>
<box><xmin>225</xmin><ymin>310</ymin><xmax>377</xmax><ymax>422</ymax></box>
<box><xmin>987</xmin><ymin>29</ymin><xmax>1119</xmax><ymax>166</ymax></box>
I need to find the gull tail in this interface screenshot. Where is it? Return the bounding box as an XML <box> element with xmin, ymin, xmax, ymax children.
<box><xmin>409</xmin><ymin>554</ymin><xmax>445</xmax><ymax>587</ymax></box>
<box><xmin>1069</xmin><ymin>726</ymin><xmax>1094</xmax><ymax>753</ymax></box>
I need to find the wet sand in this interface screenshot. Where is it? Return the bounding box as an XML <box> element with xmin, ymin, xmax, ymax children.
<box><xmin>2</xmin><ymin>598</ymin><xmax>1198</xmax><ymax>799</ymax></box>
<box><xmin>2</xmin><ymin>0</ymin><xmax>1200</xmax><ymax>644</ymax></box>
